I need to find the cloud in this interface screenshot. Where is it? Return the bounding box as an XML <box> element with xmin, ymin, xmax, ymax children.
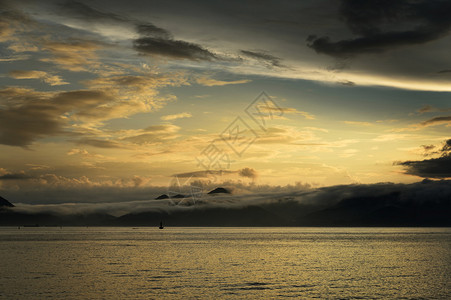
<box><xmin>60</xmin><ymin>1</ymin><xmax>198</xmax><ymax>63</ymax></box>
<box><xmin>131</xmin><ymin>13</ymin><xmax>218</xmax><ymax>61</ymax></box>
<box><xmin>134</xmin><ymin>37</ymin><xmax>217</xmax><ymax>61</ymax></box>
<box><xmin>0</xmin><ymin>74</ymin><xmax>183</xmax><ymax>147</ymax></box>
<box><xmin>0</xmin><ymin>1</ymin><xmax>33</xmax><ymax>42</ymax></box>
<box><xmin>238</xmin><ymin>167</ymin><xmax>258</xmax><ymax>179</ymax></box>
<box><xmin>391</xmin><ymin>115</ymin><xmax>451</xmax><ymax>132</ymax></box>
<box><xmin>398</xmin><ymin>156</ymin><xmax>451</xmax><ymax>178</ymax></box>
<box><xmin>373</xmin><ymin>134</ymin><xmax>413</xmax><ymax>142</ymax></box>
<box><xmin>66</xmin><ymin>148</ymin><xmax>106</xmax><ymax>159</ymax></box>
<box><xmin>120</xmin><ymin>124</ymin><xmax>181</xmax><ymax>145</ymax></box>
<box><xmin>41</xmin><ymin>40</ymin><xmax>103</xmax><ymax>72</ymax></box>
<box><xmin>59</xmin><ymin>0</ymin><xmax>127</xmax><ymax>23</ymax></box>
<box><xmin>417</xmin><ymin>105</ymin><xmax>434</xmax><ymax>113</ymax></box>
<box><xmin>416</xmin><ymin>105</ymin><xmax>451</xmax><ymax>114</ymax></box>
<box><xmin>0</xmin><ymin>55</ymin><xmax>30</xmax><ymax>62</ymax></box>
<box><xmin>9</xmin><ymin>70</ymin><xmax>68</xmax><ymax>86</ymax></box>
<box><xmin>304</xmin><ymin>127</ymin><xmax>329</xmax><ymax>133</ymax></box>
<box><xmin>136</xmin><ymin>23</ymin><xmax>171</xmax><ymax>40</ymax></box>
<box><xmin>8</xmin><ymin>43</ymin><xmax>39</xmax><ymax>53</ymax></box>
<box><xmin>26</xmin><ymin>164</ymin><xmax>50</xmax><ymax>171</ymax></box>
<box><xmin>420</xmin><ymin>144</ymin><xmax>437</xmax><ymax>156</ymax></box>
<box><xmin>161</xmin><ymin>112</ymin><xmax>192</xmax><ymax>121</ymax></box>
<box><xmin>4</xmin><ymin>180</ymin><xmax>451</xmax><ymax>227</ymax></box>
<box><xmin>60</xmin><ymin>1</ymin><xmax>171</xmax><ymax>40</ymax></box>
<box><xmin>343</xmin><ymin>121</ymin><xmax>372</xmax><ymax>126</ymax></box>
<box><xmin>307</xmin><ymin>0</ymin><xmax>451</xmax><ymax>58</ymax></box>
<box><xmin>74</xmin><ymin>138</ymin><xmax>124</xmax><ymax>149</ymax></box>
<box><xmin>172</xmin><ymin>170</ymin><xmax>234</xmax><ymax>178</ymax></box>
<box><xmin>420</xmin><ymin>116</ymin><xmax>451</xmax><ymax>127</ymax></box>
<box><xmin>196</xmin><ymin>77</ymin><xmax>251</xmax><ymax>86</ymax></box>
<box><xmin>0</xmin><ymin>171</ymin><xmax>31</xmax><ymax>180</ymax></box>
<box><xmin>338</xmin><ymin>80</ymin><xmax>355</xmax><ymax>86</ymax></box>
<box><xmin>172</xmin><ymin>167</ymin><xmax>257</xmax><ymax>180</ymax></box>
<box><xmin>397</xmin><ymin>139</ymin><xmax>451</xmax><ymax>178</ymax></box>
<box><xmin>258</xmin><ymin>106</ymin><xmax>315</xmax><ymax>120</ymax></box>
<box><xmin>240</xmin><ymin>50</ymin><xmax>285</xmax><ymax>68</ymax></box>
<box><xmin>0</xmin><ymin>89</ymin><xmax>67</xmax><ymax>147</ymax></box>
<box><xmin>251</xmin><ymin>126</ymin><xmax>320</xmax><ymax>145</ymax></box>
<box><xmin>83</xmin><ymin>75</ymin><xmax>186</xmax><ymax>118</ymax></box>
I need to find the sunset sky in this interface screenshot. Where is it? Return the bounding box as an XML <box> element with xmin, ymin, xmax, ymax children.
<box><xmin>1</xmin><ymin>0</ymin><xmax>450</xmax><ymax>203</ymax></box>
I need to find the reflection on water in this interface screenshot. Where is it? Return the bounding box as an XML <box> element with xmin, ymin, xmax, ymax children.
<box><xmin>0</xmin><ymin>227</ymin><xmax>450</xmax><ymax>299</ymax></box>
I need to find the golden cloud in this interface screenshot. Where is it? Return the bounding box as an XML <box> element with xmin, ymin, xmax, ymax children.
<box><xmin>9</xmin><ymin>70</ymin><xmax>68</xmax><ymax>86</ymax></box>
<box><xmin>196</xmin><ymin>76</ymin><xmax>251</xmax><ymax>86</ymax></box>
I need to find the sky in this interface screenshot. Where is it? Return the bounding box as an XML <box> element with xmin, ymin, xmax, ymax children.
<box><xmin>0</xmin><ymin>0</ymin><xmax>450</xmax><ymax>204</ymax></box>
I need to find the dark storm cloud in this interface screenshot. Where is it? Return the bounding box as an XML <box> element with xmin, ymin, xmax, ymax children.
<box><xmin>240</xmin><ymin>50</ymin><xmax>284</xmax><ymax>68</ymax></box>
<box><xmin>397</xmin><ymin>139</ymin><xmax>451</xmax><ymax>178</ymax></box>
<box><xmin>133</xmin><ymin>37</ymin><xmax>217</xmax><ymax>61</ymax></box>
<box><xmin>307</xmin><ymin>0</ymin><xmax>451</xmax><ymax>58</ymax></box>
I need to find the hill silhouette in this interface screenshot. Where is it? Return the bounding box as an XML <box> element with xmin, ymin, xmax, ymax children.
<box><xmin>207</xmin><ymin>187</ymin><xmax>231</xmax><ymax>194</ymax></box>
<box><xmin>0</xmin><ymin>196</ymin><xmax>14</xmax><ymax>207</ymax></box>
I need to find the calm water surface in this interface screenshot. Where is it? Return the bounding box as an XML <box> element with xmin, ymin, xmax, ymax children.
<box><xmin>0</xmin><ymin>227</ymin><xmax>449</xmax><ymax>299</ymax></box>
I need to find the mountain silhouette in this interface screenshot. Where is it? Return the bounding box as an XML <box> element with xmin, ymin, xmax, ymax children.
<box><xmin>0</xmin><ymin>196</ymin><xmax>14</xmax><ymax>208</ymax></box>
<box><xmin>207</xmin><ymin>187</ymin><xmax>231</xmax><ymax>194</ymax></box>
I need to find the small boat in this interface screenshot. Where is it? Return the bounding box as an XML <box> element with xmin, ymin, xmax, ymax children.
<box><xmin>159</xmin><ymin>221</ymin><xmax>164</xmax><ymax>229</ymax></box>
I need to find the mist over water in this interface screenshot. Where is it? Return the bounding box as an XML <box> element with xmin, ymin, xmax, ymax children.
<box><xmin>0</xmin><ymin>227</ymin><xmax>449</xmax><ymax>299</ymax></box>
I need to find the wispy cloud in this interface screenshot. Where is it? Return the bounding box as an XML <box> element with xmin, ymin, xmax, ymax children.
<box><xmin>161</xmin><ymin>112</ymin><xmax>192</xmax><ymax>121</ymax></box>
<box><xmin>196</xmin><ymin>77</ymin><xmax>251</xmax><ymax>86</ymax></box>
<box><xmin>240</xmin><ymin>50</ymin><xmax>285</xmax><ymax>68</ymax></box>
<box><xmin>9</xmin><ymin>70</ymin><xmax>68</xmax><ymax>86</ymax></box>
<box><xmin>259</xmin><ymin>106</ymin><xmax>315</xmax><ymax>120</ymax></box>
<box><xmin>41</xmin><ymin>39</ymin><xmax>103</xmax><ymax>72</ymax></box>
<box><xmin>344</xmin><ymin>121</ymin><xmax>372</xmax><ymax>126</ymax></box>
<box><xmin>120</xmin><ymin>124</ymin><xmax>181</xmax><ymax>145</ymax></box>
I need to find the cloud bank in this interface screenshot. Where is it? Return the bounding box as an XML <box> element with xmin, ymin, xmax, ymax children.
<box><xmin>307</xmin><ymin>0</ymin><xmax>451</xmax><ymax>58</ymax></box>
<box><xmin>2</xmin><ymin>180</ymin><xmax>450</xmax><ymax>226</ymax></box>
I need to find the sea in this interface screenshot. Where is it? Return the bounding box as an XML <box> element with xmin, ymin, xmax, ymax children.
<box><xmin>0</xmin><ymin>227</ymin><xmax>449</xmax><ymax>299</ymax></box>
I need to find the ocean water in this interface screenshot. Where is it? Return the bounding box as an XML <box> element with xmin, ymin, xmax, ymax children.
<box><xmin>0</xmin><ymin>227</ymin><xmax>449</xmax><ymax>299</ymax></box>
